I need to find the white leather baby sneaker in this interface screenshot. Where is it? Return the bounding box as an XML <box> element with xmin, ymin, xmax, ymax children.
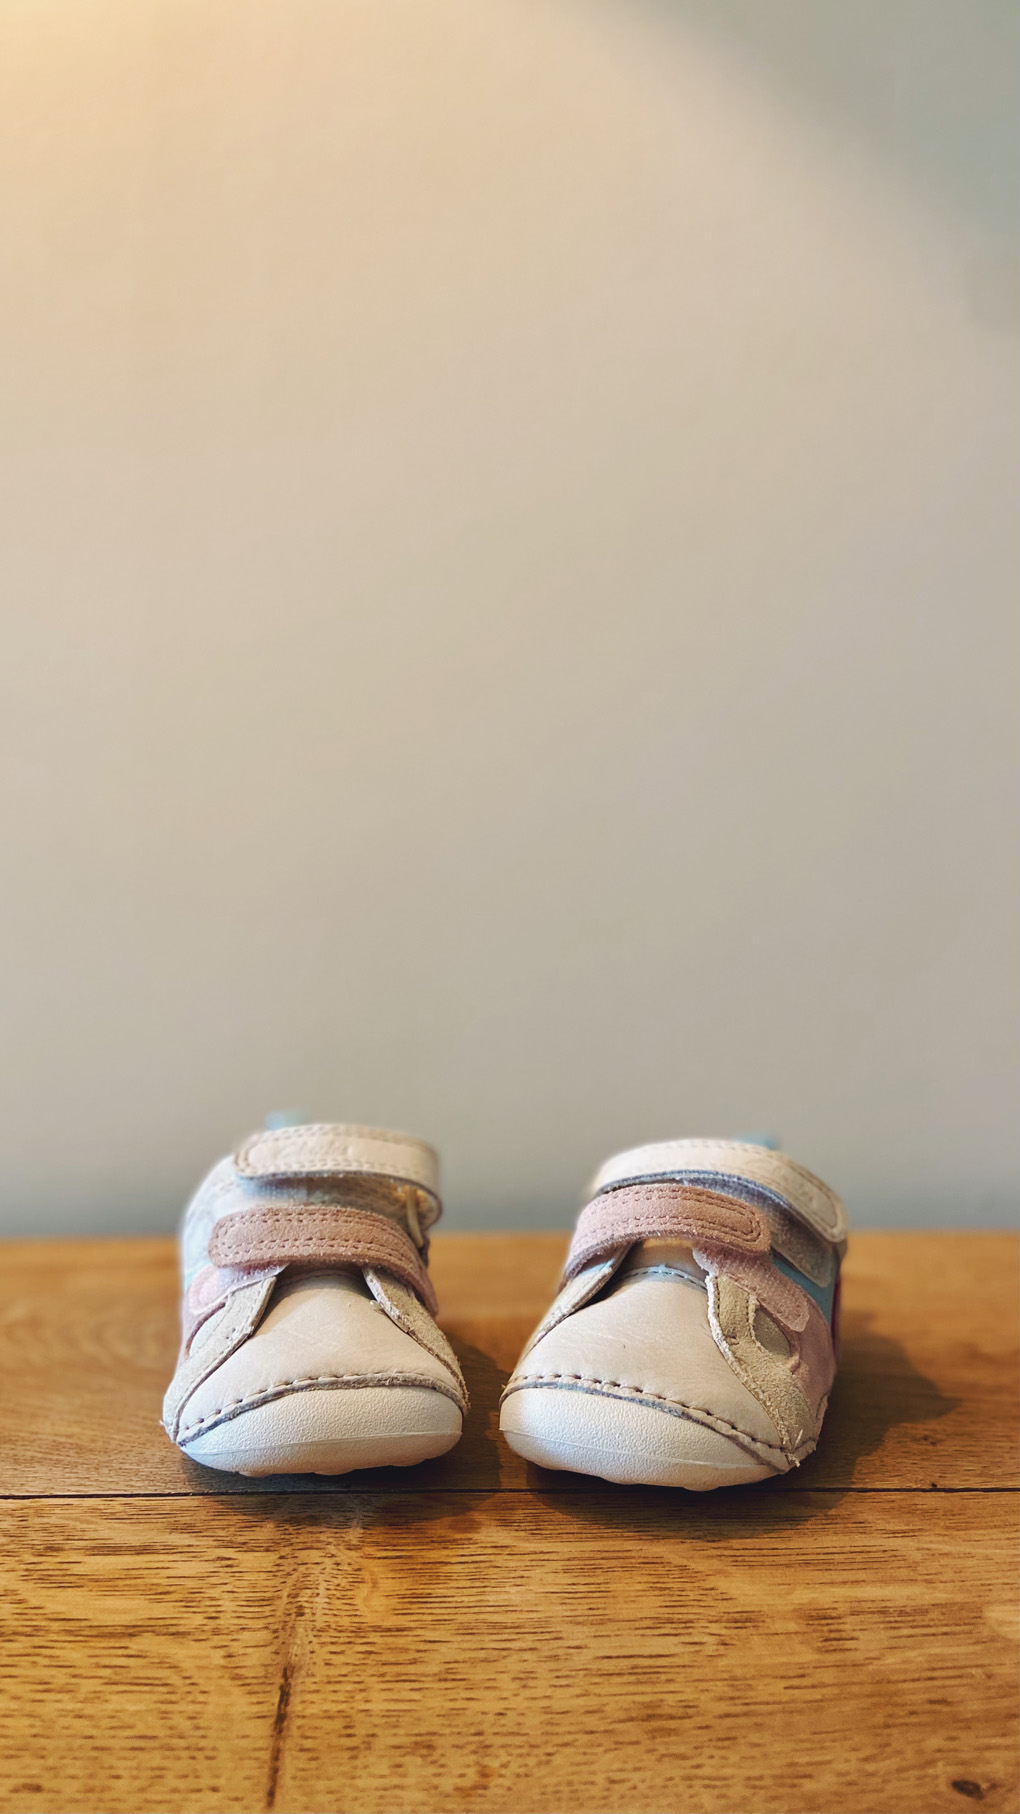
<box><xmin>163</xmin><ymin>1123</ymin><xmax>467</xmax><ymax>1476</ymax></box>
<box><xmin>500</xmin><ymin>1139</ymin><xmax>846</xmax><ymax>1490</ymax></box>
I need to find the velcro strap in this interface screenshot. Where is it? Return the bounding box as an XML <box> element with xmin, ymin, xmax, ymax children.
<box><xmin>563</xmin><ymin>1182</ymin><xmax>769</xmax><ymax>1281</ymax></box>
<box><xmin>234</xmin><ymin>1123</ymin><xmax>439</xmax><ymax>1204</ymax></box>
<box><xmin>587</xmin><ymin>1140</ymin><xmax>846</xmax><ymax>1243</ymax></box>
<box><xmin>208</xmin><ymin>1205</ymin><xmax>439</xmax><ymax>1316</ymax></box>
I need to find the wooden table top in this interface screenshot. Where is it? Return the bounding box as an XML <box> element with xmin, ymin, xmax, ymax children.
<box><xmin>0</xmin><ymin>1230</ymin><xmax>1016</xmax><ymax>1814</ymax></box>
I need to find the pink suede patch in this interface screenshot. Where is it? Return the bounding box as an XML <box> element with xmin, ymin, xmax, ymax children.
<box><xmin>207</xmin><ymin>1203</ymin><xmax>438</xmax><ymax>1315</ymax></box>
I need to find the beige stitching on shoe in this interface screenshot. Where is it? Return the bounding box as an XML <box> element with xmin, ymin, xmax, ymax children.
<box><xmin>563</xmin><ymin>1182</ymin><xmax>770</xmax><ymax>1281</ymax></box>
<box><xmin>208</xmin><ymin>1204</ymin><xmax>438</xmax><ymax>1314</ymax></box>
<box><xmin>178</xmin><ymin>1369</ymin><xmax>466</xmax><ymax>1439</ymax></box>
<box><xmin>588</xmin><ymin>1141</ymin><xmax>846</xmax><ymax>1243</ymax></box>
<box><xmin>704</xmin><ymin>1272</ymin><xmax>816</xmax><ymax>1452</ymax></box>
<box><xmin>501</xmin><ymin>1371</ymin><xmax>795</xmax><ymax>1459</ymax></box>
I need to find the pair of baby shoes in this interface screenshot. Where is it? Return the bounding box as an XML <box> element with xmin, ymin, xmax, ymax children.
<box><xmin>164</xmin><ymin>1123</ymin><xmax>846</xmax><ymax>1490</ymax></box>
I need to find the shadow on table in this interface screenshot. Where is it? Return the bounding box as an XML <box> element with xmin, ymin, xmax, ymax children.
<box><xmin>783</xmin><ymin>1302</ymin><xmax>962</xmax><ymax>1489</ymax></box>
<box><xmin>176</xmin><ymin>1304</ymin><xmax>959</xmax><ymax>1536</ymax></box>
<box><xmin>523</xmin><ymin>1305</ymin><xmax>960</xmax><ymax>1536</ymax></box>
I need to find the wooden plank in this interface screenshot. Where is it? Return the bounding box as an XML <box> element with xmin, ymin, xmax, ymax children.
<box><xmin>0</xmin><ymin>1236</ymin><xmax>181</xmax><ymax>1497</ymax></box>
<box><xmin>0</xmin><ymin>1233</ymin><xmax>1015</xmax><ymax>1496</ymax></box>
<box><xmin>0</xmin><ymin>1492</ymin><xmax>1015</xmax><ymax>1814</ymax></box>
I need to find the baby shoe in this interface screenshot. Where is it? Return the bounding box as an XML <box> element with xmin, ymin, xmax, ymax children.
<box><xmin>163</xmin><ymin>1123</ymin><xmax>467</xmax><ymax>1476</ymax></box>
<box><xmin>499</xmin><ymin>1139</ymin><xmax>845</xmax><ymax>1490</ymax></box>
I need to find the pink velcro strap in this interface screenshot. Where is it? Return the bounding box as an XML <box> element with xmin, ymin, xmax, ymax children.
<box><xmin>208</xmin><ymin>1205</ymin><xmax>438</xmax><ymax>1316</ymax></box>
<box><xmin>563</xmin><ymin>1182</ymin><xmax>770</xmax><ymax>1281</ymax></box>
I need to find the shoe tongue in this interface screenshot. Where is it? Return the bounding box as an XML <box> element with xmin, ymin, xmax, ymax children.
<box><xmin>274</xmin><ymin>1266</ymin><xmax>373</xmax><ymax>1301</ymax></box>
<box><xmin>619</xmin><ymin>1238</ymin><xmax>707</xmax><ymax>1280</ymax></box>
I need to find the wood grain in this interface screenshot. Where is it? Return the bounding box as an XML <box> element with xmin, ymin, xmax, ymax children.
<box><xmin>0</xmin><ymin>1232</ymin><xmax>1015</xmax><ymax>1814</ymax></box>
<box><xmin>0</xmin><ymin>1492</ymin><xmax>1015</xmax><ymax>1814</ymax></box>
<box><xmin>0</xmin><ymin>1232</ymin><xmax>1015</xmax><ymax>1495</ymax></box>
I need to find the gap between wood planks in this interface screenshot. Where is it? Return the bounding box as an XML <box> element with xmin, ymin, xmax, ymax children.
<box><xmin>0</xmin><ymin>1485</ymin><xmax>1015</xmax><ymax>1499</ymax></box>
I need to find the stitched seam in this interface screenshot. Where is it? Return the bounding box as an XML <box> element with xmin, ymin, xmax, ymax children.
<box><xmin>362</xmin><ymin>1271</ymin><xmax>465</xmax><ymax>1387</ymax></box>
<box><xmin>208</xmin><ymin>1210</ymin><xmax>438</xmax><ymax>1313</ymax></box>
<box><xmin>242</xmin><ymin>1160</ymin><xmax>435</xmax><ymax>1186</ymax></box>
<box><xmin>704</xmin><ymin>1275</ymin><xmax>803</xmax><ymax>1451</ymax></box>
<box><xmin>164</xmin><ymin>1279</ymin><xmax>279</xmax><ymax>1440</ymax></box>
<box><xmin>519</xmin><ymin>1256</ymin><xmax>626</xmax><ymax>1362</ymax></box>
<box><xmin>211</xmin><ymin>1208</ymin><xmax>422</xmax><ymax>1243</ymax></box>
<box><xmin>572</xmin><ymin>1187</ymin><xmax>766</xmax><ymax>1245</ymax></box>
<box><xmin>236</xmin><ymin>1127</ymin><xmax>438</xmax><ymax>1190</ymax></box>
<box><xmin>563</xmin><ymin>1189</ymin><xmax>771</xmax><ymax>1287</ymax></box>
<box><xmin>695</xmin><ymin>1244</ymin><xmax>810</xmax><ymax>1335</ymax></box>
<box><xmin>710</xmin><ymin>1274</ymin><xmax>791</xmax><ymax>1444</ymax></box>
<box><xmin>740</xmin><ymin>1286</ymin><xmax>798</xmax><ymax>1446</ymax></box>
<box><xmin>594</xmin><ymin>1148</ymin><xmax>843</xmax><ymax>1236</ymax></box>
<box><xmin>213</xmin><ymin>1237</ymin><xmax>416</xmax><ymax>1258</ymax></box>
<box><xmin>178</xmin><ymin>1370</ymin><xmax>464</xmax><ymax>1438</ymax></box>
<box><xmin>623</xmin><ymin>1265</ymin><xmax>705</xmax><ymax>1287</ymax></box>
<box><xmin>501</xmin><ymin>1371</ymin><xmax>791</xmax><ymax>1457</ymax></box>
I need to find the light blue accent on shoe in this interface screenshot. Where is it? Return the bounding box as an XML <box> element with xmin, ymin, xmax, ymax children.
<box><xmin>732</xmin><ymin>1132</ymin><xmax>780</xmax><ymax>1150</ymax></box>
<box><xmin>773</xmin><ymin>1252</ymin><xmax>837</xmax><ymax>1326</ymax></box>
<box><xmin>264</xmin><ymin>1108</ymin><xmax>310</xmax><ymax>1129</ymax></box>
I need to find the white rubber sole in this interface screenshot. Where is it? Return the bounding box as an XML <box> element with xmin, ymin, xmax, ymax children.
<box><xmin>181</xmin><ymin>1384</ymin><xmax>463</xmax><ymax>1477</ymax></box>
<box><xmin>499</xmin><ymin>1386</ymin><xmax>778</xmax><ymax>1490</ymax></box>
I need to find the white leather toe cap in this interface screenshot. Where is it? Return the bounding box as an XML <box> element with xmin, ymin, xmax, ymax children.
<box><xmin>175</xmin><ymin>1268</ymin><xmax>464</xmax><ymax>1475</ymax></box>
<box><xmin>500</xmin><ymin>1385</ymin><xmax>775</xmax><ymax>1489</ymax></box>
<box><xmin>500</xmin><ymin>1267</ymin><xmax>790</xmax><ymax>1488</ymax></box>
<box><xmin>182</xmin><ymin>1383</ymin><xmax>462</xmax><ymax>1476</ymax></box>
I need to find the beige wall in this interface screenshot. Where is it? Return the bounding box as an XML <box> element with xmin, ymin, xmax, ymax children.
<box><xmin>1</xmin><ymin>0</ymin><xmax>1016</xmax><ymax>1233</ymax></box>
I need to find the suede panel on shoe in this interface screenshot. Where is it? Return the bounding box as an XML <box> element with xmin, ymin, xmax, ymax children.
<box><xmin>163</xmin><ymin>1274</ymin><xmax>279</xmax><ymax>1444</ymax></box>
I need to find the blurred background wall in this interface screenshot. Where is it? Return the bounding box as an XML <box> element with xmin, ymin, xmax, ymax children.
<box><xmin>0</xmin><ymin>0</ymin><xmax>1016</xmax><ymax>1234</ymax></box>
